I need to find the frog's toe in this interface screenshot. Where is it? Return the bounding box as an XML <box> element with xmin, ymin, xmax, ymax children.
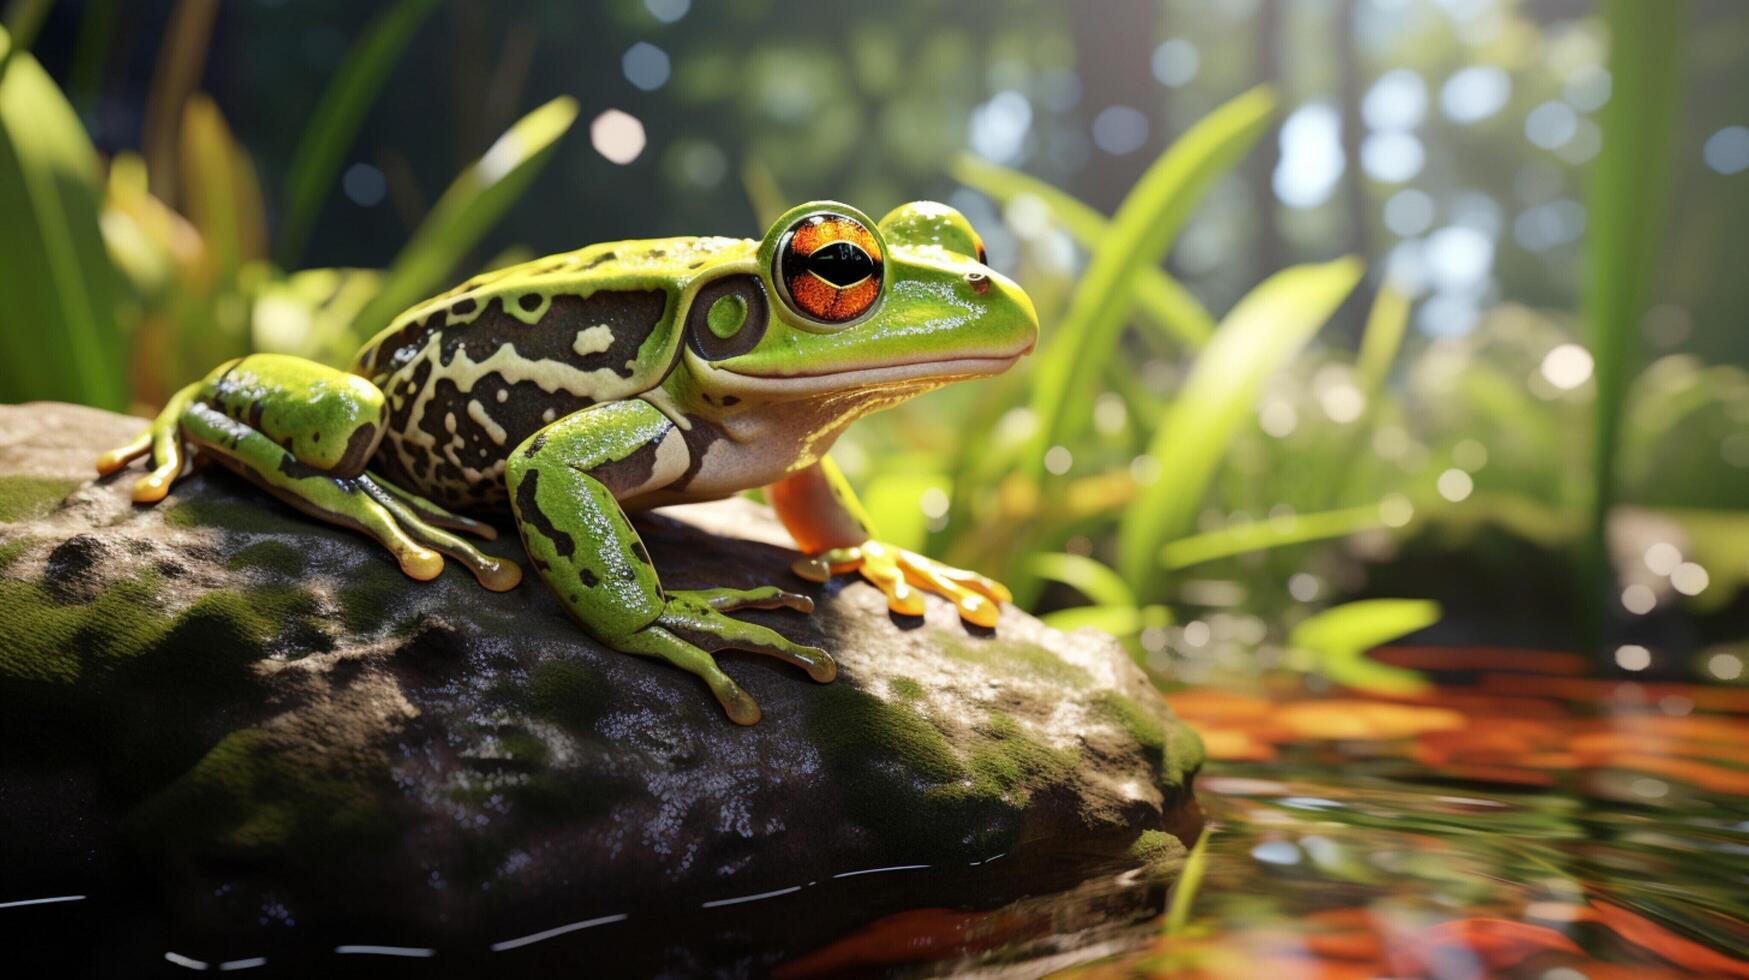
<box><xmin>803</xmin><ymin>540</ymin><xmax>1009</xmax><ymax>627</ymax></box>
<box><xmin>658</xmin><ymin>593</ymin><xmax>837</xmax><ymax>684</ymax></box>
<box><xmin>97</xmin><ymin>431</ymin><xmax>152</xmax><ymax>477</ymax></box>
<box><xmin>686</xmin><ymin>585</ymin><xmax>814</xmax><ymax>615</ymax></box>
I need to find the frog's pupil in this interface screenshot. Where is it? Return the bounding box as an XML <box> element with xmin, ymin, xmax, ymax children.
<box><xmin>805</xmin><ymin>241</ymin><xmax>874</xmax><ymax>287</ymax></box>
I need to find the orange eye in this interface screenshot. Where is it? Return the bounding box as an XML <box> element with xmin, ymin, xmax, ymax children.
<box><xmin>775</xmin><ymin>213</ymin><xmax>883</xmax><ymax>324</ymax></box>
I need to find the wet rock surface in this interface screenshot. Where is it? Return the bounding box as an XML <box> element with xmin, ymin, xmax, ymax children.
<box><xmin>0</xmin><ymin>402</ymin><xmax>1203</xmax><ymax>975</ymax></box>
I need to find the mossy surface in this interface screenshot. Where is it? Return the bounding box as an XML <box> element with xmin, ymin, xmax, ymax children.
<box><xmin>1095</xmin><ymin>690</ymin><xmax>1205</xmax><ymax>789</ymax></box>
<box><xmin>938</xmin><ymin>633</ymin><xmax>1093</xmax><ymax>687</ymax></box>
<box><xmin>1127</xmin><ymin>827</ymin><xmax>1188</xmax><ymax>876</ymax></box>
<box><xmin>161</xmin><ymin>493</ymin><xmax>309</xmax><ymax>534</ymax></box>
<box><xmin>0</xmin><ymin>476</ymin><xmax>79</xmax><ymax>522</ymax></box>
<box><xmin>224</xmin><ymin>538</ymin><xmax>308</xmax><ymax>576</ymax></box>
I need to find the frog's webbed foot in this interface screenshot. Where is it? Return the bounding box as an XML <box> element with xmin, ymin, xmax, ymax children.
<box><xmin>98</xmin><ymin>382</ymin><xmax>201</xmax><ymax>502</ymax></box>
<box><xmin>793</xmin><ymin>540</ymin><xmax>1011</xmax><ymax>628</ymax></box>
<box><xmin>632</xmin><ymin>587</ymin><xmax>835</xmax><ymax>725</ymax></box>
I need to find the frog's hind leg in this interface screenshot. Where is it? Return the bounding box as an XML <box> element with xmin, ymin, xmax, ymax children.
<box><xmin>367</xmin><ymin>473</ymin><xmax>499</xmax><ymax>541</ymax></box>
<box><xmin>179</xmin><ymin>403</ymin><xmax>519</xmax><ymax>589</ymax></box>
<box><xmin>98</xmin><ymin>379</ymin><xmax>203</xmax><ymax>502</ymax></box>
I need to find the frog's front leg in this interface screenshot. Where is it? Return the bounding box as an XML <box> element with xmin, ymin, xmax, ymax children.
<box><xmin>507</xmin><ymin>401</ymin><xmax>835</xmax><ymax>725</ymax></box>
<box><xmin>97</xmin><ymin>354</ymin><xmax>520</xmax><ymax>591</ymax></box>
<box><xmin>767</xmin><ymin>457</ymin><xmax>1012</xmax><ymax>628</ymax></box>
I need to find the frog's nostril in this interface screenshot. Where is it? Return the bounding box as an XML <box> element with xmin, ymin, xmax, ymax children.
<box><xmin>964</xmin><ymin>271</ymin><xmax>991</xmax><ymax>295</ymax></box>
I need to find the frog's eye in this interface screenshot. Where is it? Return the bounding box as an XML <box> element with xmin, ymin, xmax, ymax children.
<box><xmin>774</xmin><ymin>212</ymin><xmax>883</xmax><ymax>325</ymax></box>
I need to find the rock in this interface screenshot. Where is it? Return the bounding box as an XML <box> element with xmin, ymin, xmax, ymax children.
<box><xmin>0</xmin><ymin>402</ymin><xmax>1204</xmax><ymax>975</ymax></box>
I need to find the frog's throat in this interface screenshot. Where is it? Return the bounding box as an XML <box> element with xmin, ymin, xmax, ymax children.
<box><xmin>707</xmin><ymin>350</ymin><xmax>1027</xmax><ymax>398</ymax></box>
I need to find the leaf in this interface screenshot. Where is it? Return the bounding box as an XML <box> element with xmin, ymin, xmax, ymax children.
<box><xmin>1118</xmin><ymin>257</ymin><xmax>1363</xmax><ymax>584</ymax></box>
<box><xmin>1026</xmin><ymin>86</ymin><xmax>1275</xmax><ymax>480</ymax></box>
<box><xmin>1580</xmin><ymin>0</ymin><xmax>1684</xmax><ymax>627</ymax></box>
<box><xmin>1024</xmin><ymin>552</ymin><xmax>1136</xmax><ymax>608</ymax></box>
<box><xmin>0</xmin><ymin>27</ymin><xmax>125</xmax><ymax>408</ymax></box>
<box><xmin>1289</xmin><ymin>599</ymin><xmax>1441</xmax><ymax>695</ymax></box>
<box><xmin>1164</xmin><ymin>828</ymin><xmax>1211</xmax><ymax>938</ymax></box>
<box><xmin>1160</xmin><ymin>504</ymin><xmax>1384</xmax><ymax>570</ymax></box>
<box><xmin>1355</xmin><ymin>281</ymin><xmax>1410</xmax><ymax>399</ymax></box>
<box><xmin>347</xmin><ymin>95</ymin><xmax>579</xmax><ymax>342</ymax></box>
<box><xmin>276</xmin><ymin>0</ymin><xmax>441</xmax><ymax>266</ymax></box>
<box><xmin>1040</xmin><ymin>605</ymin><xmax>1141</xmax><ymax>635</ymax></box>
<box><xmin>950</xmin><ymin>153</ymin><xmax>1215</xmax><ymax>350</ymax></box>
<box><xmin>178</xmin><ymin>93</ymin><xmax>268</xmax><ymax>280</ymax></box>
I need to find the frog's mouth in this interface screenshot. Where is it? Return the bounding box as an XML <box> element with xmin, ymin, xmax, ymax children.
<box><xmin>714</xmin><ymin>346</ymin><xmax>1030</xmax><ymax>397</ymax></box>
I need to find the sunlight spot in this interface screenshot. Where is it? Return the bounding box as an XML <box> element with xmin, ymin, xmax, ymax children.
<box><xmin>1540</xmin><ymin>343</ymin><xmax>1593</xmax><ymax>390</ymax></box>
<box><xmin>1379</xmin><ymin>493</ymin><xmax>1414</xmax><ymax>527</ymax></box>
<box><xmin>1452</xmin><ymin>439</ymin><xmax>1488</xmax><ymax>471</ymax></box>
<box><xmin>1526</xmin><ymin>100</ymin><xmax>1578</xmax><ymax>150</ymax></box>
<box><xmin>1319</xmin><ymin>382</ymin><xmax>1366</xmax><ymax>423</ymax></box>
<box><xmin>1703</xmin><ymin>126</ymin><xmax>1749</xmax><ymax>175</ymax></box>
<box><xmin>1440</xmin><ymin>65</ymin><xmax>1510</xmax><ymax>123</ymax></box>
<box><xmin>1092</xmin><ymin>105</ymin><xmax>1149</xmax><ymax>156</ymax></box>
<box><xmin>1140</xmin><ymin>626</ymin><xmax>1168</xmax><ymax>652</ymax></box>
<box><xmin>995</xmin><ymin>407</ymin><xmax>1037</xmax><ymax>442</ymax></box>
<box><xmin>1670</xmin><ymin>562</ymin><xmax>1709</xmax><ymax>596</ymax></box>
<box><xmin>1621</xmin><ymin>583</ymin><xmax>1656</xmax><ymax>615</ymax></box>
<box><xmin>1644</xmin><ymin>541</ymin><xmax>1682</xmax><ymax>576</ymax></box>
<box><xmin>590</xmin><ymin>110</ymin><xmax>646</xmax><ymax>165</ymax></box>
<box><xmin>1150</xmin><ymin>38</ymin><xmax>1199</xmax><ymax>88</ymax></box>
<box><xmin>644</xmin><ymin>0</ymin><xmax>689</xmax><ymax>22</ymax></box>
<box><xmin>342</xmin><ymin>163</ymin><xmax>386</xmax><ymax>206</ymax></box>
<box><xmin>1288</xmin><ymin>573</ymin><xmax>1320</xmax><ymax>602</ymax></box>
<box><xmin>918</xmin><ymin>487</ymin><xmax>949</xmax><ymax>520</ymax></box>
<box><xmin>1363</xmin><ymin>69</ymin><xmax>1427</xmax><ymax>131</ymax></box>
<box><xmin>1564</xmin><ymin>65</ymin><xmax>1611</xmax><ymax>111</ymax></box>
<box><xmin>622</xmin><ymin>42</ymin><xmax>670</xmax><ymax>91</ymax></box>
<box><xmin>1259</xmin><ymin>399</ymin><xmax>1298</xmax><ymax>438</ymax></box>
<box><xmin>969</xmin><ymin>90</ymin><xmax>1032</xmax><ymax>164</ymax></box>
<box><xmin>1614</xmin><ymin>644</ymin><xmax>1651</xmax><ymax>671</ymax></box>
<box><xmin>1630</xmin><ymin>777</ymin><xmax>1669</xmax><ymax>799</ymax></box>
<box><xmin>1436</xmin><ymin>468</ymin><xmax>1473</xmax><ymax>502</ymax></box>
<box><xmin>1659</xmin><ymin>694</ymin><xmax>1694</xmax><ymax>716</ymax></box>
<box><xmin>1708</xmin><ymin>652</ymin><xmax>1743</xmax><ymax>681</ymax></box>
<box><xmin>1274</xmin><ymin>102</ymin><xmax>1344</xmax><ymax>209</ymax></box>
<box><xmin>1383</xmin><ymin>188</ymin><xmax>1436</xmax><ymax>237</ymax></box>
<box><xmin>1043</xmin><ymin>446</ymin><xmax>1073</xmax><ymax>475</ymax></box>
<box><xmin>1093</xmin><ymin>392</ymin><xmax>1127</xmax><ymax>435</ymax></box>
<box><xmin>1250</xmin><ymin>840</ymin><xmax>1301</xmax><ymax>866</ymax></box>
<box><xmin>1182</xmin><ymin>620</ymin><xmax>1210</xmax><ymax>648</ymax></box>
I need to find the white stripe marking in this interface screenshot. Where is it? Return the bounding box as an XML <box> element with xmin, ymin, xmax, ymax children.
<box><xmin>700</xmin><ymin>885</ymin><xmax>802</xmax><ymax>908</ymax></box>
<box><xmin>0</xmin><ymin>894</ymin><xmax>85</xmax><ymax>909</ymax></box>
<box><xmin>832</xmin><ymin>864</ymin><xmax>930</xmax><ymax>879</ymax></box>
<box><xmin>490</xmin><ymin>913</ymin><xmax>628</xmax><ymax>952</ymax></box>
<box><xmin>334</xmin><ymin>945</ymin><xmax>435</xmax><ymax>957</ymax></box>
<box><xmin>164</xmin><ymin>951</ymin><xmax>208</xmax><ymax>970</ymax></box>
<box><xmin>218</xmin><ymin>958</ymin><xmax>267</xmax><ymax>971</ymax></box>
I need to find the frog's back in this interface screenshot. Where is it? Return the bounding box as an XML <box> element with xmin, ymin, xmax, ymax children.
<box><xmin>353</xmin><ymin>236</ymin><xmax>750</xmax><ymax>510</ymax></box>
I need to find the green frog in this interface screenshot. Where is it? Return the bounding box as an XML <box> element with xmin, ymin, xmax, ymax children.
<box><xmin>99</xmin><ymin>201</ymin><xmax>1038</xmax><ymax>724</ymax></box>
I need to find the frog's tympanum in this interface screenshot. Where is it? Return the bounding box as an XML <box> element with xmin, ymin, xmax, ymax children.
<box><xmin>99</xmin><ymin>201</ymin><xmax>1038</xmax><ymax>724</ymax></box>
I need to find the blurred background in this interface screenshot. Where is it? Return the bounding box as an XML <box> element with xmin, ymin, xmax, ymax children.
<box><xmin>2</xmin><ymin>0</ymin><xmax>1746</xmax><ymax>690</ymax></box>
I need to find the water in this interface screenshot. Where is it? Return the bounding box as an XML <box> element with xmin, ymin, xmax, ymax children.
<box><xmin>784</xmin><ymin>649</ymin><xmax>1749</xmax><ymax>977</ymax></box>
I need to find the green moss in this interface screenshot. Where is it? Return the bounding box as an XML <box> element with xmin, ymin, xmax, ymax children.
<box><xmin>1128</xmin><ymin>828</ymin><xmax>1187</xmax><ymax>875</ymax></box>
<box><xmin>938</xmin><ymin>634</ymin><xmax>1093</xmax><ymax>687</ymax></box>
<box><xmin>964</xmin><ymin>713</ymin><xmax>1078</xmax><ymax>802</ymax></box>
<box><xmin>0</xmin><ymin>476</ymin><xmax>79</xmax><ymax>522</ymax></box>
<box><xmin>887</xmin><ymin>676</ymin><xmax>924</xmax><ymax>702</ymax></box>
<box><xmin>225</xmin><ymin>539</ymin><xmax>308</xmax><ymax>576</ymax></box>
<box><xmin>809</xmin><ymin>683</ymin><xmax>964</xmax><ymax>786</ymax></box>
<box><xmin>129</xmin><ymin>726</ymin><xmax>391</xmax><ymax>857</ymax></box>
<box><xmin>526</xmin><ymin>658</ymin><xmax>611</xmax><ymax>734</ymax></box>
<box><xmin>1095</xmin><ymin>691</ymin><xmax>1205</xmax><ymax>789</ymax></box>
<box><xmin>0</xmin><ymin>536</ymin><xmax>33</xmax><ymax>572</ymax></box>
<box><xmin>0</xmin><ymin>573</ymin><xmax>169</xmax><ymax>687</ymax></box>
<box><xmin>161</xmin><ymin>494</ymin><xmax>306</xmax><ymax>533</ymax></box>
<box><xmin>338</xmin><ymin>573</ymin><xmax>405</xmax><ymax>634</ymax></box>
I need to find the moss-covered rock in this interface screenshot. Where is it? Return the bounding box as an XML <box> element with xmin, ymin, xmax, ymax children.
<box><xmin>0</xmin><ymin>402</ymin><xmax>1203</xmax><ymax>974</ymax></box>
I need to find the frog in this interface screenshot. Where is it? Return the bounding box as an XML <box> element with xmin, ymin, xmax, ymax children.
<box><xmin>97</xmin><ymin>201</ymin><xmax>1038</xmax><ymax>724</ymax></box>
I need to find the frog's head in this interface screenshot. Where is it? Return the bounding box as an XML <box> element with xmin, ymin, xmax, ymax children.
<box><xmin>682</xmin><ymin>200</ymin><xmax>1037</xmax><ymax>402</ymax></box>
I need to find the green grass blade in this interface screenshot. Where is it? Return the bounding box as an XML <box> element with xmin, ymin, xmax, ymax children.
<box><xmin>0</xmin><ymin>0</ymin><xmax>54</xmax><ymax>72</ymax></box>
<box><xmin>0</xmin><ymin>27</ymin><xmax>124</xmax><ymax>408</ymax></box>
<box><xmin>1040</xmin><ymin>604</ymin><xmax>1141</xmax><ymax>635</ymax></box>
<box><xmin>1027</xmin><ymin>87</ymin><xmax>1275</xmax><ymax>480</ymax></box>
<box><xmin>1289</xmin><ymin>598</ymin><xmax>1440</xmax><ymax>695</ymax></box>
<box><xmin>1024</xmin><ymin>552</ymin><xmax>1137</xmax><ymax>608</ymax></box>
<box><xmin>1119</xmin><ymin>257</ymin><xmax>1363</xmax><ymax>585</ymax></box>
<box><xmin>348</xmin><ymin>95</ymin><xmax>578</xmax><ymax>342</ymax></box>
<box><xmin>276</xmin><ymin>0</ymin><xmax>440</xmax><ymax>266</ymax></box>
<box><xmin>1160</xmin><ymin>504</ymin><xmax>1384</xmax><ymax>571</ymax></box>
<box><xmin>1581</xmin><ymin>0</ymin><xmax>1685</xmax><ymax>634</ymax></box>
<box><xmin>1355</xmin><ymin>281</ymin><xmax>1410</xmax><ymax>398</ymax></box>
<box><xmin>950</xmin><ymin>153</ymin><xmax>1216</xmax><ymax>350</ymax></box>
<box><xmin>1164</xmin><ymin>826</ymin><xmax>1212</xmax><ymax>938</ymax></box>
